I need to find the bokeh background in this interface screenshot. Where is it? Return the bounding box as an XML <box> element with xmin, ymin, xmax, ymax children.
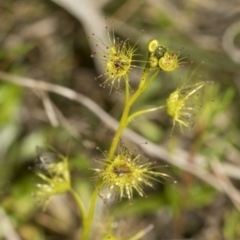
<box><xmin>1</xmin><ymin>0</ymin><xmax>240</xmax><ymax>239</ymax></box>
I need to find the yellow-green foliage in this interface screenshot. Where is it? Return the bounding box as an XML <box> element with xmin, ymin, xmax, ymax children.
<box><xmin>33</xmin><ymin>151</ymin><xmax>70</xmax><ymax>210</ymax></box>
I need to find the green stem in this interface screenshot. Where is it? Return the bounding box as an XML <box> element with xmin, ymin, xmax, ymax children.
<box><xmin>139</xmin><ymin>68</ymin><xmax>151</xmax><ymax>89</ymax></box>
<box><xmin>81</xmin><ymin>180</ymin><xmax>103</xmax><ymax>240</ymax></box>
<box><xmin>128</xmin><ymin>70</ymin><xmax>160</xmax><ymax>108</ymax></box>
<box><xmin>128</xmin><ymin>224</ymin><xmax>154</xmax><ymax>240</ymax></box>
<box><xmin>69</xmin><ymin>188</ymin><xmax>86</xmax><ymax>218</ymax></box>
<box><xmin>108</xmin><ymin>69</ymin><xmax>159</xmax><ymax>161</ymax></box>
<box><xmin>69</xmin><ymin>188</ymin><xmax>87</xmax><ymax>239</ymax></box>
<box><xmin>108</xmin><ymin>102</ymin><xmax>130</xmax><ymax>161</ymax></box>
<box><xmin>127</xmin><ymin>105</ymin><xmax>165</xmax><ymax>124</ymax></box>
<box><xmin>124</xmin><ymin>75</ymin><xmax>130</xmax><ymax>105</ymax></box>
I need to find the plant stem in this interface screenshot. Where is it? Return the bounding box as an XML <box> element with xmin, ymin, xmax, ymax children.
<box><xmin>127</xmin><ymin>105</ymin><xmax>165</xmax><ymax>124</ymax></box>
<box><xmin>108</xmin><ymin>69</ymin><xmax>159</xmax><ymax>160</ymax></box>
<box><xmin>128</xmin><ymin>224</ymin><xmax>154</xmax><ymax>240</ymax></box>
<box><xmin>124</xmin><ymin>75</ymin><xmax>130</xmax><ymax>105</ymax></box>
<box><xmin>81</xmin><ymin>180</ymin><xmax>103</xmax><ymax>240</ymax></box>
<box><xmin>139</xmin><ymin>68</ymin><xmax>151</xmax><ymax>89</ymax></box>
<box><xmin>69</xmin><ymin>188</ymin><xmax>86</xmax><ymax>218</ymax></box>
<box><xmin>69</xmin><ymin>188</ymin><xmax>88</xmax><ymax>239</ymax></box>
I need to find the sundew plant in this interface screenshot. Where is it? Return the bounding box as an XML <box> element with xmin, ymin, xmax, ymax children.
<box><xmin>33</xmin><ymin>24</ymin><xmax>211</xmax><ymax>240</ymax></box>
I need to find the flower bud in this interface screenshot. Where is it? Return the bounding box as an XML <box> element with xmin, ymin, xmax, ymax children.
<box><xmin>159</xmin><ymin>52</ymin><xmax>179</xmax><ymax>71</ymax></box>
<box><xmin>147</xmin><ymin>39</ymin><xmax>159</xmax><ymax>53</ymax></box>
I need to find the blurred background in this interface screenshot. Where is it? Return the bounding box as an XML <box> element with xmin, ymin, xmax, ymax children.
<box><xmin>1</xmin><ymin>0</ymin><xmax>240</xmax><ymax>239</ymax></box>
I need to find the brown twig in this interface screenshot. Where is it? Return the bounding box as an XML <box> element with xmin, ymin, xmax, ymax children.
<box><xmin>0</xmin><ymin>207</ymin><xmax>22</xmax><ymax>240</ymax></box>
<box><xmin>1</xmin><ymin>70</ymin><xmax>240</xmax><ymax>194</ymax></box>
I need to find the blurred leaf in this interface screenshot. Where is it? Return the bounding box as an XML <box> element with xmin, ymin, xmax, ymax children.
<box><xmin>164</xmin><ymin>181</ymin><xmax>216</xmax><ymax>212</ymax></box>
<box><xmin>0</xmin><ymin>123</ymin><xmax>20</xmax><ymax>157</ymax></box>
<box><xmin>70</xmin><ymin>153</ymin><xmax>91</xmax><ymax>172</ymax></box>
<box><xmin>19</xmin><ymin>130</ymin><xmax>47</xmax><ymax>161</ymax></box>
<box><xmin>0</xmin><ymin>83</ymin><xmax>22</xmax><ymax>124</ymax></box>
<box><xmin>0</xmin><ymin>42</ymin><xmax>35</xmax><ymax>60</ymax></box>
<box><xmin>115</xmin><ymin>193</ymin><xmax>164</xmax><ymax>217</ymax></box>
<box><xmin>3</xmin><ymin>176</ymin><xmax>36</xmax><ymax>221</ymax></box>
<box><xmin>223</xmin><ymin>209</ymin><xmax>240</xmax><ymax>240</ymax></box>
<box><xmin>188</xmin><ymin>183</ymin><xmax>216</xmax><ymax>207</ymax></box>
<box><xmin>132</xmin><ymin>119</ymin><xmax>163</xmax><ymax>142</ymax></box>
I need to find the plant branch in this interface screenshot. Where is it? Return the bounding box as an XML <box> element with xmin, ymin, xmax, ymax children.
<box><xmin>82</xmin><ymin>180</ymin><xmax>103</xmax><ymax>240</ymax></box>
<box><xmin>127</xmin><ymin>105</ymin><xmax>165</xmax><ymax>124</ymax></box>
<box><xmin>0</xmin><ymin>71</ymin><xmax>240</xmax><ymax>193</ymax></box>
<box><xmin>107</xmin><ymin>70</ymin><xmax>159</xmax><ymax>161</ymax></box>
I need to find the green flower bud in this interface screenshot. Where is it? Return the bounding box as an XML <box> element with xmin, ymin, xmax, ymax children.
<box><xmin>149</xmin><ymin>56</ymin><xmax>158</xmax><ymax>68</ymax></box>
<box><xmin>147</xmin><ymin>39</ymin><xmax>159</xmax><ymax>53</ymax></box>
